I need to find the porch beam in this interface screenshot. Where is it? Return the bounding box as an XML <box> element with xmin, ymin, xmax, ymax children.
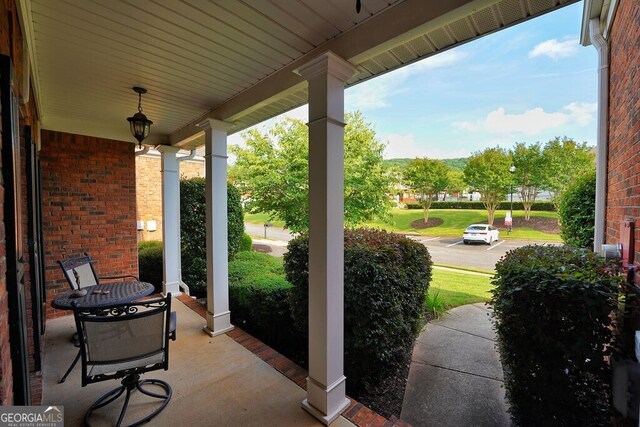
<box><xmin>157</xmin><ymin>145</ymin><xmax>183</xmax><ymax>296</ymax></box>
<box><xmin>296</xmin><ymin>51</ymin><xmax>356</xmax><ymax>425</ymax></box>
<box><xmin>200</xmin><ymin>118</ymin><xmax>235</xmax><ymax>337</ymax></box>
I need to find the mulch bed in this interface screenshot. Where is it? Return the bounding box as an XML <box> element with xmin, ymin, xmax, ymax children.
<box><xmin>498</xmin><ymin>216</ymin><xmax>560</xmax><ymax>234</ymax></box>
<box><xmin>411</xmin><ymin>215</ymin><xmax>560</xmax><ymax>234</ymax></box>
<box><xmin>252</xmin><ymin>243</ymin><xmax>272</xmax><ymax>253</ymax></box>
<box><xmin>410</xmin><ymin>218</ymin><xmax>444</xmax><ymax>229</ymax></box>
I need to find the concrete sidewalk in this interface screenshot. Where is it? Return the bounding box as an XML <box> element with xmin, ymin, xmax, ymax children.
<box><xmin>401</xmin><ymin>303</ymin><xmax>510</xmax><ymax>427</ymax></box>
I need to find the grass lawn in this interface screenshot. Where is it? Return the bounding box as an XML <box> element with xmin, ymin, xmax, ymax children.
<box><xmin>429</xmin><ymin>267</ymin><xmax>494</xmax><ymax>308</ymax></box>
<box><xmin>365</xmin><ymin>208</ymin><xmax>561</xmax><ymax>241</ymax></box>
<box><xmin>246</xmin><ymin>208</ymin><xmax>560</xmax><ymax>241</ymax></box>
<box><xmin>244</xmin><ymin>212</ymin><xmax>285</xmax><ymax>228</ymax></box>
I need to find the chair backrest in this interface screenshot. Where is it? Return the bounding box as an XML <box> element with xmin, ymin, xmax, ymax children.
<box><xmin>73</xmin><ymin>294</ymin><xmax>172</xmax><ymax>386</ymax></box>
<box><xmin>58</xmin><ymin>253</ymin><xmax>99</xmax><ymax>289</ymax></box>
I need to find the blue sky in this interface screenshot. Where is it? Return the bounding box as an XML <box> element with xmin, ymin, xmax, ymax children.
<box><xmin>229</xmin><ymin>1</ymin><xmax>596</xmax><ymax>160</ymax></box>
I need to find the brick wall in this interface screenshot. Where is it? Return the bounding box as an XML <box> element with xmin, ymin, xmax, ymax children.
<box><xmin>607</xmin><ymin>0</ymin><xmax>640</xmax><ymax>257</ymax></box>
<box><xmin>40</xmin><ymin>130</ymin><xmax>138</xmax><ymax>319</ymax></box>
<box><xmin>135</xmin><ymin>153</ymin><xmax>204</xmax><ymax>241</ymax></box>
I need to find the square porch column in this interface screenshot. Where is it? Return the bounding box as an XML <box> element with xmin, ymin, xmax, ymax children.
<box><xmin>157</xmin><ymin>145</ymin><xmax>182</xmax><ymax>296</ymax></box>
<box><xmin>296</xmin><ymin>51</ymin><xmax>357</xmax><ymax>425</ymax></box>
<box><xmin>199</xmin><ymin>118</ymin><xmax>235</xmax><ymax>337</ymax></box>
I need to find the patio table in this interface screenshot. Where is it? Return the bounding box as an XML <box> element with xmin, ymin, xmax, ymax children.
<box><xmin>52</xmin><ymin>281</ymin><xmax>155</xmax><ymax>310</ymax></box>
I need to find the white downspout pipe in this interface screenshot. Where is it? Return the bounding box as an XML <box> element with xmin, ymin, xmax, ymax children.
<box><xmin>177</xmin><ymin>149</ymin><xmax>196</xmax><ymax>162</ymax></box>
<box><xmin>589</xmin><ymin>18</ymin><xmax>608</xmax><ymax>254</ymax></box>
<box><xmin>174</xmin><ymin>149</ymin><xmax>197</xmax><ymax>296</ymax></box>
<box><xmin>135</xmin><ymin>146</ymin><xmax>150</xmax><ymax>156</ymax></box>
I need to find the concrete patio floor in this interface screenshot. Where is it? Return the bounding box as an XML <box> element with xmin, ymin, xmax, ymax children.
<box><xmin>41</xmin><ymin>298</ymin><xmax>354</xmax><ymax>427</ymax></box>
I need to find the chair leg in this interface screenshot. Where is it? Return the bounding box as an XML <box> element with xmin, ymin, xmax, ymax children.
<box><xmin>84</xmin><ymin>375</ymin><xmax>172</xmax><ymax>427</ymax></box>
<box><xmin>59</xmin><ymin>349</ymin><xmax>81</xmax><ymax>383</ymax></box>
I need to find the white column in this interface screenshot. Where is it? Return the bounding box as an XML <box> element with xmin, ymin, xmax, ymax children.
<box><xmin>199</xmin><ymin>118</ymin><xmax>235</xmax><ymax>337</ymax></box>
<box><xmin>157</xmin><ymin>145</ymin><xmax>182</xmax><ymax>296</ymax></box>
<box><xmin>296</xmin><ymin>52</ymin><xmax>356</xmax><ymax>425</ymax></box>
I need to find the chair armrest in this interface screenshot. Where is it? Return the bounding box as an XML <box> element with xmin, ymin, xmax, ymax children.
<box><xmin>169</xmin><ymin>311</ymin><xmax>177</xmax><ymax>341</ymax></box>
<box><xmin>99</xmin><ymin>274</ymin><xmax>140</xmax><ymax>282</ymax></box>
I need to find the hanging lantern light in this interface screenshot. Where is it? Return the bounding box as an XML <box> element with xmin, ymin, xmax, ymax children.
<box><xmin>127</xmin><ymin>87</ymin><xmax>153</xmax><ymax>148</ymax></box>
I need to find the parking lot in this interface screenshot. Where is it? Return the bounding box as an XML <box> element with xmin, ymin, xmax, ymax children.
<box><xmin>247</xmin><ymin>222</ymin><xmax>561</xmax><ymax>272</ymax></box>
<box><xmin>407</xmin><ymin>236</ymin><xmax>560</xmax><ymax>271</ymax></box>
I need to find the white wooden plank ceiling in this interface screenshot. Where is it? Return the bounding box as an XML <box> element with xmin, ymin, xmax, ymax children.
<box><xmin>19</xmin><ymin>0</ymin><xmax>577</xmax><ymax>147</ymax></box>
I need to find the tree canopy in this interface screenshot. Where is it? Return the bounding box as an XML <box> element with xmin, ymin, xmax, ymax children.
<box><xmin>229</xmin><ymin>112</ymin><xmax>392</xmax><ymax>233</ymax></box>
<box><xmin>463</xmin><ymin>147</ymin><xmax>512</xmax><ymax>225</ymax></box>
<box><xmin>541</xmin><ymin>137</ymin><xmax>595</xmax><ymax>204</ymax></box>
<box><xmin>402</xmin><ymin>158</ymin><xmax>450</xmax><ymax>222</ymax></box>
<box><xmin>511</xmin><ymin>142</ymin><xmax>546</xmax><ymax>220</ymax></box>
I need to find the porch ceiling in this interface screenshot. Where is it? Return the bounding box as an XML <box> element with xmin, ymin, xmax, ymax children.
<box><xmin>19</xmin><ymin>0</ymin><xmax>577</xmax><ymax>148</ymax></box>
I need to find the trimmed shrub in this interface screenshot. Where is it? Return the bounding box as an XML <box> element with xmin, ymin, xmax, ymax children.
<box><xmin>405</xmin><ymin>201</ymin><xmax>555</xmax><ymax>211</ymax></box>
<box><xmin>558</xmin><ymin>171</ymin><xmax>596</xmax><ymax>249</ymax></box>
<box><xmin>180</xmin><ymin>178</ymin><xmax>244</xmax><ymax>297</ymax></box>
<box><xmin>492</xmin><ymin>245</ymin><xmax>621</xmax><ymax>426</ymax></box>
<box><xmin>240</xmin><ymin>233</ymin><xmax>252</xmax><ymax>252</ymax></box>
<box><xmin>228</xmin><ymin>252</ymin><xmax>296</xmax><ymax>348</ymax></box>
<box><xmin>285</xmin><ymin>228</ymin><xmax>432</xmax><ymax>395</ymax></box>
<box><xmin>138</xmin><ymin>240</ymin><xmax>163</xmax><ymax>293</ymax></box>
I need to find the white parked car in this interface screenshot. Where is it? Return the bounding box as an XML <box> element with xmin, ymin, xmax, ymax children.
<box><xmin>463</xmin><ymin>224</ymin><xmax>499</xmax><ymax>245</ymax></box>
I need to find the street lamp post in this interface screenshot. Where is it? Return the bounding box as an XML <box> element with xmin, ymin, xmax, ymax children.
<box><xmin>509</xmin><ymin>165</ymin><xmax>516</xmax><ymax>232</ymax></box>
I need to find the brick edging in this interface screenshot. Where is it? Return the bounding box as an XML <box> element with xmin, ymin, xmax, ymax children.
<box><xmin>176</xmin><ymin>294</ymin><xmax>411</xmax><ymax>427</ymax></box>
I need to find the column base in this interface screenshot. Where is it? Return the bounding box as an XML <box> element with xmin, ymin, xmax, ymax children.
<box><xmin>163</xmin><ymin>280</ymin><xmax>182</xmax><ymax>297</ymax></box>
<box><xmin>203</xmin><ymin>310</ymin><xmax>234</xmax><ymax>337</ymax></box>
<box><xmin>301</xmin><ymin>398</ymin><xmax>350</xmax><ymax>425</ymax></box>
<box><xmin>302</xmin><ymin>376</ymin><xmax>349</xmax><ymax>425</ymax></box>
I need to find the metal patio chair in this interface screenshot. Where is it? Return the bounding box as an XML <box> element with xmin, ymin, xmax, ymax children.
<box><xmin>73</xmin><ymin>294</ymin><xmax>173</xmax><ymax>427</ymax></box>
<box><xmin>58</xmin><ymin>252</ymin><xmax>139</xmax><ymax>290</ymax></box>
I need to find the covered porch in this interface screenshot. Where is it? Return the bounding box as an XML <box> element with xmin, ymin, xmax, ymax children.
<box><xmin>1</xmin><ymin>0</ymin><xmax>581</xmax><ymax>424</ymax></box>
<box><xmin>42</xmin><ymin>296</ymin><xmax>356</xmax><ymax>426</ymax></box>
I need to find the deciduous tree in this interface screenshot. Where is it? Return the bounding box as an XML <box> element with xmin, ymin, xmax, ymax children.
<box><xmin>229</xmin><ymin>112</ymin><xmax>392</xmax><ymax>233</ymax></box>
<box><xmin>510</xmin><ymin>142</ymin><xmax>546</xmax><ymax>220</ymax></box>
<box><xmin>542</xmin><ymin>137</ymin><xmax>595</xmax><ymax>207</ymax></box>
<box><xmin>463</xmin><ymin>147</ymin><xmax>512</xmax><ymax>225</ymax></box>
<box><xmin>403</xmin><ymin>158</ymin><xmax>450</xmax><ymax>223</ymax></box>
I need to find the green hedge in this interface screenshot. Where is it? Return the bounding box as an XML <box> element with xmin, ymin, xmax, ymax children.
<box><xmin>558</xmin><ymin>171</ymin><xmax>596</xmax><ymax>249</ymax></box>
<box><xmin>492</xmin><ymin>245</ymin><xmax>621</xmax><ymax>426</ymax></box>
<box><xmin>180</xmin><ymin>178</ymin><xmax>244</xmax><ymax>297</ymax></box>
<box><xmin>138</xmin><ymin>241</ymin><xmax>163</xmax><ymax>293</ymax></box>
<box><xmin>405</xmin><ymin>201</ymin><xmax>555</xmax><ymax>211</ymax></box>
<box><xmin>284</xmin><ymin>228</ymin><xmax>432</xmax><ymax>395</ymax></box>
<box><xmin>240</xmin><ymin>233</ymin><xmax>253</xmax><ymax>252</ymax></box>
<box><xmin>228</xmin><ymin>252</ymin><xmax>296</xmax><ymax>349</ymax></box>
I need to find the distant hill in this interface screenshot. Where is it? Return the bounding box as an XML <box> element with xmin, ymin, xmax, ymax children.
<box><xmin>383</xmin><ymin>157</ymin><xmax>468</xmax><ymax>172</ymax></box>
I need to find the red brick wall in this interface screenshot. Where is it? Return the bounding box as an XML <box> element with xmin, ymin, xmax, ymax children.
<box><xmin>607</xmin><ymin>0</ymin><xmax>640</xmax><ymax>258</ymax></box>
<box><xmin>40</xmin><ymin>130</ymin><xmax>138</xmax><ymax>319</ymax></box>
<box><xmin>135</xmin><ymin>153</ymin><xmax>204</xmax><ymax>241</ymax></box>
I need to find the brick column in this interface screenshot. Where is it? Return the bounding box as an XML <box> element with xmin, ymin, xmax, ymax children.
<box><xmin>296</xmin><ymin>52</ymin><xmax>356</xmax><ymax>425</ymax></box>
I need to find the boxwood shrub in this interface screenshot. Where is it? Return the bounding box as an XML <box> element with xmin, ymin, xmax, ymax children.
<box><xmin>405</xmin><ymin>201</ymin><xmax>555</xmax><ymax>211</ymax></box>
<box><xmin>240</xmin><ymin>232</ymin><xmax>252</xmax><ymax>252</ymax></box>
<box><xmin>284</xmin><ymin>228</ymin><xmax>432</xmax><ymax>395</ymax></box>
<box><xmin>138</xmin><ymin>240</ymin><xmax>163</xmax><ymax>293</ymax></box>
<box><xmin>492</xmin><ymin>245</ymin><xmax>621</xmax><ymax>426</ymax></box>
<box><xmin>228</xmin><ymin>252</ymin><xmax>297</xmax><ymax>349</ymax></box>
<box><xmin>558</xmin><ymin>171</ymin><xmax>596</xmax><ymax>249</ymax></box>
<box><xmin>180</xmin><ymin>178</ymin><xmax>244</xmax><ymax>297</ymax></box>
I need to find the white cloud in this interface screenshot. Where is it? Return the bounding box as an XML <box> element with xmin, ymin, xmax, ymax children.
<box><xmin>382</xmin><ymin>132</ymin><xmax>471</xmax><ymax>159</ymax></box>
<box><xmin>529</xmin><ymin>37</ymin><xmax>579</xmax><ymax>60</ymax></box>
<box><xmin>454</xmin><ymin>102</ymin><xmax>597</xmax><ymax>135</ymax></box>
<box><xmin>347</xmin><ymin>50</ymin><xmax>469</xmax><ymax>111</ymax></box>
<box><xmin>563</xmin><ymin>102</ymin><xmax>597</xmax><ymax>125</ymax></box>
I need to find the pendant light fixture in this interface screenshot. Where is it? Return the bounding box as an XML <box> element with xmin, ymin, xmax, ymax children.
<box><xmin>127</xmin><ymin>86</ymin><xmax>153</xmax><ymax>148</ymax></box>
